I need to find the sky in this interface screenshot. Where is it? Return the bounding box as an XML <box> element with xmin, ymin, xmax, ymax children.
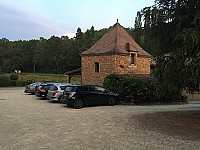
<box><xmin>0</xmin><ymin>0</ymin><xmax>155</xmax><ymax>41</ymax></box>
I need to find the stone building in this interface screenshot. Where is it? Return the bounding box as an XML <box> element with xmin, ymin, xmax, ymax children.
<box><xmin>81</xmin><ymin>22</ymin><xmax>152</xmax><ymax>86</ymax></box>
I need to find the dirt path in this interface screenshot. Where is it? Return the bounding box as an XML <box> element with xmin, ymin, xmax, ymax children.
<box><xmin>0</xmin><ymin>87</ymin><xmax>200</xmax><ymax>150</ymax></box>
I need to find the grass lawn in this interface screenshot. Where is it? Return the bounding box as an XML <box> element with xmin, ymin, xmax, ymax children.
<box><xmin>6</xmin><ymin>73</ymin><xmax>81</xmax><ymax>84</ymax></box>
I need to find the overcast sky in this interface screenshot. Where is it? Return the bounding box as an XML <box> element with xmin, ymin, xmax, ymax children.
<box><xmin>0</xmin><ymin>0</ymin><xmax>155</xmax><ymax>41</ymax></box>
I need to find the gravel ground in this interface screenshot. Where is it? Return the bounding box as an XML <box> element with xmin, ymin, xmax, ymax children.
<box><xmin>0</xmin><ymin>87</ymin><xmax>200</xmax><ymax>150</ymax></box>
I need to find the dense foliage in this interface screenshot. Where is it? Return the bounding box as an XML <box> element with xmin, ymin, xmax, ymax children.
<box><xmin>0</xmin><ymin>27</ymin><xmax>108</xmax><ymax>74</ymax></box>
<box><xmin>10</xmin><ymin>74</ymin><xmax>19</xmax><ymax>81</ymax></box>
<box><xmin>0</xmin><ymin>74</ymin><xmax>33</xmax><ymax>87</ymax></box>
<box><xmin>0</xmin><ymin>73</ymin><xmax>81</xmax><ymax>87</ymax></box>
<box><xmin>132</xmin><ymin>0</ymin><xmax>200</xmax><ymax>99</ymax></box>
<box><xmin>103</xmin><ymin>74</ymin><xmax>155</xmax><ymax>103</ymax></box>
<box><xmin>0</xmin><ymin>75</ymin><xmax>11</xmax><ymax>87</ymax></box>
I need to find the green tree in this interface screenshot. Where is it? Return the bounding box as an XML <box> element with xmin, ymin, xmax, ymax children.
<box><xmin>34</xmin><ymin>37</ymin><xmax>48</xmax><ymax>73</ymax></box>
<box><xmin>0</xmin><ymin>26</ymin><xmax>109</xmax><ymax>74</ymax></box>
<box><xmin>47</xmin><ymin>35</ymin><xmax>62</xmax><ymax>73</ymax></box>
<box><xmin>133</xmin><ymin>0</ymin><xmax>200</xmax><ymax>100</ymax></box>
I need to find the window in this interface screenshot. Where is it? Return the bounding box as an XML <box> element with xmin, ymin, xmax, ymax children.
<box><xmin>131</xmin><ymin>53</ymin><xmax>135</xmax><ymax>64</ymax></box>
<box><xmin>53</xmin><ymin>86</ymin><xmax>58</xmax><ymax>91</ymax></box>
<box><xmin>94</xmin><ymin>86</ymin><xmax>106</xmax><ymax>92</ymax></box>
<box><xmin>80</xmin><ymin>86</ymin><xmax>95</xmax><ymax>92</ymax></box>
<box><xmin>65</xmin><ymin>86</ymin><xmax>76</xmax><ymax>92</ymax></box>
<box><xmin>95</xmin><ymin>62</ymin><xmax>99</xmax><ymax>73</ymax></box>
<box><xmin>49</xmin><ymin>86</ymin><xmax>55</xmax><ymax>91</ymax></box>
<box><xmin>80</xmin><ymin>86</ymin><xmax>90</xmax><ymax>91</ymax></box>
<box><xmin>60</xmin><ymin>86</ymin><xmax>67</xmax><ymax>90</ymax></box>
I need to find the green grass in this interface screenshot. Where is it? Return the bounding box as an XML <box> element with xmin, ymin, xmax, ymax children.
<box><xmin>5</xmin><ymin>73</ymin><xmax>81</xmax><ymax>84</ymax></box>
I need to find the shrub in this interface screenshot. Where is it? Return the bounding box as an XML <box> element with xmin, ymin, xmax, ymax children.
<box><xmin>10</xmin><ymin>80</ymin><xmax>17</xmax><ymax>86</ymax></box>
<box><xmin>0</xmin><ymin>75</ymin><xmax>11</xmax><ymax>87</ymax></box>
<box><xmin>25</xmin><ymin>79</ymin><xmax>35</xmax><ymax>85</ymax></box>
<box><xmin>16</xmin><ymin>79</ymin><xmax>35</xmax><ymax>87</ymax></box>
<box><xmin>103</xmin><ymin>74</ymin><xmax>155</xmax><ymax>103</ymax></box>
<box><xmin>154</xmin><ymin>83</ymin><xmax>182</xmax><ymax>102</ymax></box>
<box><xmin>103</xmin><ymin>74</ymin><xmax>118</xmax><ymax>92</ymax></box>
<box><xmin>10</xmin><ymin>74</ymin><xmax>19</xmax><ymax>81</ymax></box>
<box><xmin>16</xmin><ymin>80</ymin><xmax>26</xmax><ymax>87</ymax></box>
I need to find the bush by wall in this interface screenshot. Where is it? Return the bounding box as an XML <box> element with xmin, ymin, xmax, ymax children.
<box><xmin>103</xmin><ymin>74</ymin><xmax>155</xmax><ymax>103</ymax></box>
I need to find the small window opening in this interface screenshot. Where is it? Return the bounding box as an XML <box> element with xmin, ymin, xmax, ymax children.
<box><xmin>131</xmin><ymin>53</ymin><xmax>135</xmax><ymax>64</ymax></box>
<box><xmin>95</xmin><ymin>62</ymin><xmax>99</xmax><ymax>73</ymax></box>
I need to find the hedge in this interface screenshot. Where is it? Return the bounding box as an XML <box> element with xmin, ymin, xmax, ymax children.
<box><xmin>0</xmin><ymin>74</ymin><xmax>35</xmax><ymax>87</ymax></box>
<box><xmin>103</xmin><ymin>74</ymin><xmax>155</xmax><ymax>103</ymax></box>
<box><xmin>0</xmin><ymin>75</ymin><xmax>12</xmax><ymax>87</ymax></box>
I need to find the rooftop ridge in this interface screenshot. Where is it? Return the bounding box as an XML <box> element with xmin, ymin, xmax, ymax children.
<box><xmin>81</xmin><ymin>22</ymin><xmax>152</xmax><ymax>57</ymax></box>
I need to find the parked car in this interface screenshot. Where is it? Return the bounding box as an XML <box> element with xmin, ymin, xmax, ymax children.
<box><xmin>34</xmin><ymin>81</ymin><xmax>57</xmax><ymax>92</ymax></box>
<box><xmin>35</xmin><ymin>83</ymin><xmax>56</xmax><ymax>99</ymax></box>
<box><xmin>24</xmin><ymin>82</ymin><xmax>41</xmax><ymax>94</ymax></box>
<box><xmin>47</xmin><ymin>83</ymin><xmax>72</xmax><ymax>103</ymax></box>
<box><xmin>62</xmin><ymin>84</ymin><xmax>119</xmax><ymax>109</ymax></box>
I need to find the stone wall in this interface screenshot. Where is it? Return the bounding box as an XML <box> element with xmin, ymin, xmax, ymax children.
<box><xmin>114</xmin><ymin>54</ymin><xmax>151</xmax><ymax>74</ymax></box>
<box><xmin>81</xmin><ymin>54</ymin><xmax>151</xmax><ymax>86</ymax></box>
<box><xmin>81</xmin><ymin>55</ymin><xmax>115</xmax><ymax>86</ymax></box>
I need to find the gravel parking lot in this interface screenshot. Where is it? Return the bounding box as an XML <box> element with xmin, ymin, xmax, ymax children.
<box><xmin>0</xmin><ymin>87</ymin><xmax>200</xmax><ymax>150</ymax></box>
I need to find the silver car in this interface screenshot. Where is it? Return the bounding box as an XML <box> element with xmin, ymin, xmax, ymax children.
<box><xmin>24</xmin><ymin>82</ymin><xmax>41</xmax><ymax>94</ymax></box>
<box><xmin>47</xmin><ymin>83</ymin><xmax>71</xmax><ymax>102</ymax></box>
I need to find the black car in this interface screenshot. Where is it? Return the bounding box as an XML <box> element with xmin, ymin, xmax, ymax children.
<box><xmin>62</xmin><ymin>84</ymin><xmax>119</xmax><ymax>109</ymax></box>
<box><xmin>35</xmin><ymin>83</ymin><xmax>55</xmax><ymax>99</ymax></box>
<box><xmin>34</xmin><ymin>81</ymin><xmax>57</xmax><ymax>93</ymax></box>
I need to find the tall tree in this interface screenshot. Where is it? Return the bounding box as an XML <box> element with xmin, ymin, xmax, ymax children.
<box><xmin>34</xmin><ymin>37</ymin><xmax>48</xmax><ymax>73</ymax></box>
<box><xmin>75</xmin><ymin>27</ymin><xmax>84</xmax><ymax>49</ymax></box>
<box><xmin>133</xmin><ymin>0</ymin><xmax>200</xmax><ymax>100</ymax></box>
<box><xmin>47</xmin><ymin>36</ymin><xmax>62</xmax><ymax>73</ymax></box>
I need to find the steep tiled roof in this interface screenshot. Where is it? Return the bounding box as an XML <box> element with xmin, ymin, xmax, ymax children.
<box><xmin>81</xmin><ymin>22</ymin><xmax>152</xmax><ymax>57</ymax></box>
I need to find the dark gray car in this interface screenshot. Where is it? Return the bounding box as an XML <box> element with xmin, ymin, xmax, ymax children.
<box><xmin>24</xmin><ymin>82</ymin><xmax>41</xmax><ymax>94</ymax></box>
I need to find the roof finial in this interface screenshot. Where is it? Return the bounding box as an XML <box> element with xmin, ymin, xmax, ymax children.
<box><xmin>117</xmin><ymin>19</ymin><xmax>118</xmax><ymax>23</ymax></box>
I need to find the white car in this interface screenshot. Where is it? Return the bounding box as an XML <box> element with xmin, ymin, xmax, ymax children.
<box><xmin>47</xmin><ymin>83</ymin><xmax>71</xmax><ymax>102</ymax></box>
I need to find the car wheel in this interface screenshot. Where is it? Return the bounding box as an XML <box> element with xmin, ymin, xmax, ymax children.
<box><xmin>108</xmin><ymin>97</ymin><xmax>115</xmax><ymax>106</ymax></box>
<box><xmin>73</xmin><ymin>99</ymin><xmax>83</xmax><ymax>109</ymax></box>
